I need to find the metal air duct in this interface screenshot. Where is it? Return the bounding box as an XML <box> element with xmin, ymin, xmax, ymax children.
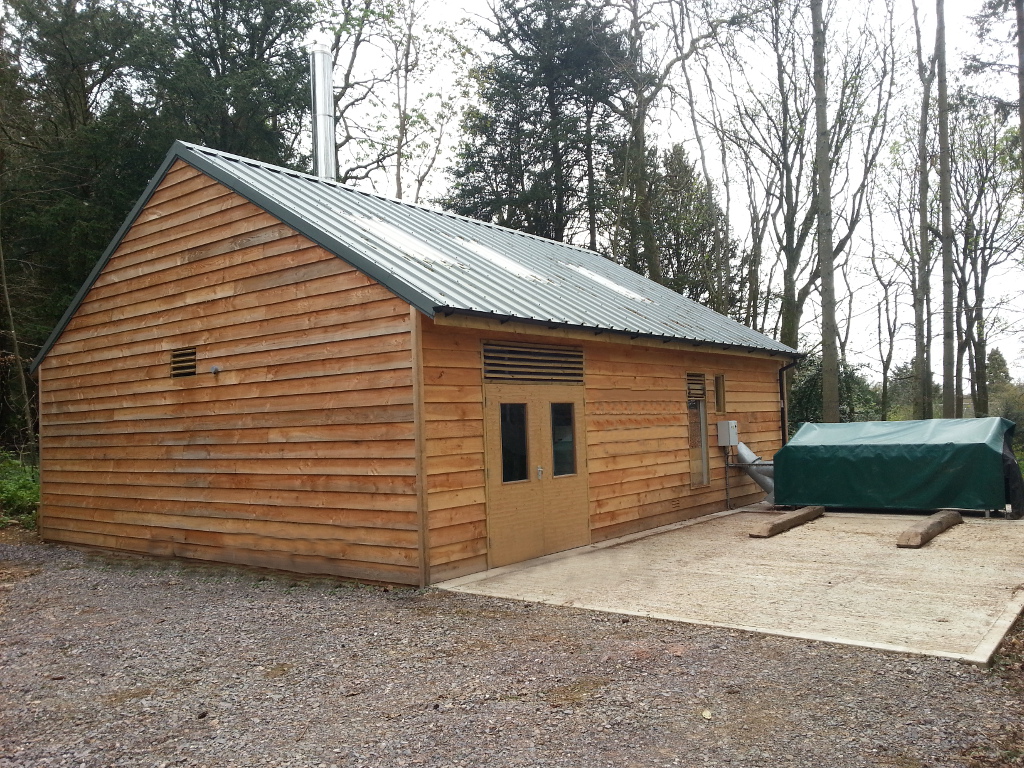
<box><xmin>736</xmin><ymin>442</ymin><xmax>775</xmax><ymax>503</ymax></box>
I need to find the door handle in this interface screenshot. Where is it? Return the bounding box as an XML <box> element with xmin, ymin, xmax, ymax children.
<box><xmin>537</xmin><ymin>465</ymin><xmax>544</xmax><ymax>480</ymax></box>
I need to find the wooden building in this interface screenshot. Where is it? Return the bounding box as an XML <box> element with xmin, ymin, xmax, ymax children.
<box><xmin>32</xmin><ymin>142</ymin><xmax>800</xmax><ymax>586</ymax></box>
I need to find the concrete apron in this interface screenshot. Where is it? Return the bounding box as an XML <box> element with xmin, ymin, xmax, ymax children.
<box><xmin>439</xmin><ymin>509</ymin><xmax>1024</xmax><ymax>665</ymax></box>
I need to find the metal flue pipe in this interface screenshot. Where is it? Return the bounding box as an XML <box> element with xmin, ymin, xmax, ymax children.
<box><xmin>309</xmin><ymin>43</ymin><xmax>337</xmax><ymax>181</ymax></box>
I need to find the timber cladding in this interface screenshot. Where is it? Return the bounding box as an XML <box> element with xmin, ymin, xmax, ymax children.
<box><xmin>39</xmin><ymin>161</ymin><xmax>421</xmax><ymax>584</ymax></box>
<box><xmin>421</xmin><ymin>316</ymin><xmax>782</xmax><ymax>583</ymax></box>
<box><xmin>36</xmin><ymin>154</ymin><xmax>787</xmax><ymax>587</ymax></box>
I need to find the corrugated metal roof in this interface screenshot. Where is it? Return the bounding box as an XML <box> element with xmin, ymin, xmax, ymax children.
<box><xmin>32</xmin><ymin>141</ymin><xmax>797</xmax><ymax>370</ymax></box>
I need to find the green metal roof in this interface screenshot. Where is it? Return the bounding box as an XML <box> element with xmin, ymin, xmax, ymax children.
<box><xmin>32</xmin><ymin>142</ymin><xmax>799</xmax><ymax>370</ymax></box>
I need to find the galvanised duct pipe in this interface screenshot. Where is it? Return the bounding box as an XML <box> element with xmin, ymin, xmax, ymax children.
<box><xmin>736</xmin><ymin>442</ymin><xmax>775</xmax><ymax>503</ymax></box>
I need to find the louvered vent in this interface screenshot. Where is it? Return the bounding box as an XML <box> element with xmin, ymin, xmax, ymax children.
<box><xmin>170</xmin><ymin>347</ymin><xmax>198</xmax><ymax>378</ymax></box>
<box><xmin>483</xmin><ymin>342</ymin><xmax>584</xmax><ymax>384</ymax></box>
<box><xmin>686</xmin><ymin>373</ymin><xmax>706</xmax><ymax>399</ymax></box>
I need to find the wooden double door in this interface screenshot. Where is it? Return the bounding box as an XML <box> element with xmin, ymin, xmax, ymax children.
<box><xmin>484</xmin><ymin>383</ymin><xmax>590</xmax><ymax>567</ymax></box>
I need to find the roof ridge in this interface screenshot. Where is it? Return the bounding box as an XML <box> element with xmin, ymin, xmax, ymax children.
<box><xmin>179</xmin><ymin>142</ymin><xmax>604</xmax><ymax>258</ymax></box>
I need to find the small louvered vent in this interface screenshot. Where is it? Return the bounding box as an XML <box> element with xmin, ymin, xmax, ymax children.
<box><xmin>483</xmin><ymin>342</ymin><xmax>584</xmax><ymax>384</ymax></box>
<box><xmin>686</xmin><ymin>373</ymin><xmax>706</xmax><ymax>400</ymax></box>
<box><xmin>170</xmin><ymin>347</ymin><xmax>198</xmax><ymax>378</ymax></box>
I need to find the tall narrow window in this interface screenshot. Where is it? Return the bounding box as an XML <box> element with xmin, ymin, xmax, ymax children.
<box><xmin>687</xmin><ymin>373</ymin><xmax>710</xmax><ymax>487</ymax></box>
<box><xmin>550</xmin><ymin>403</ymin><xmax>576</xmax><ymax>476</ymax></box>
<box><xmin>714</xmin><ymin>374</ymin><xmax>727</xmax><ymax>414</ymax></box>
<box><xmin>500</xmin><ymin>403</ymin><xmax>529</xmax><ymax>482</ymax></box>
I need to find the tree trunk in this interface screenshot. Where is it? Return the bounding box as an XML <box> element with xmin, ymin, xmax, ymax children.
<box><xmin>937</xmin><ymin>0</ymin><xmax>956</xmax><ymax>418</ymax></box>
<box><xmin>812</xmin><ymin>0</ymin><xmax>839</xmax><ymax>423</ymax></box>
<box><xmin>632</xmin><ymin>110</ymin><xmax>661</xmax><ymax>282</ymax></box>
<box><xmin>682</xmin><ymin>56</ymin><xmax>727</xmax><ymax>313</ymax></box>
<box><xmin>0</xmin><ymin>173</ymin><xmax>36</xmax><ymax>462</ymax></box>
<box><xmin>955</xmin><ymin>336</ymin><xmax>966</xmax><ymax>418</ymax></box>
<box><xmin>393</xmin><ymin>12</ymin><xmax>415</xmax><ymax>200</ymax></box>
<box><xmin>779</xmin><ymin>263</ymin><xmax>800</xmax><ymax>351</ymax></box>
<box><xmin>974</xmin><ymin>329</ymin><xmax>989</xmax><ymax>417</ymax></box>
<box><xmin>971</xmin><ymin>262</ymin><xmax>989</xmax><ymax>417</ymax></box>
<box><xmin>954</xmin><ymin>272</ymin><xmax>967</xmax><ymax>418</ymax></box>
<box><xmin>584</xmin><ymin>102</ymin><xmax>598</xmax><ymax>252</ymax></box>
<box><xmin>546</xmin><ymin>73</ymin><xmax>566</xmax><ymax>242</ymax></box>
<box><xmin>914</xmin><ymin>15</ymin><xmax>935</xmax><ymax>420</ymax></box>
<box><xmin>1017</xmin><ymin>0</ymin><xmax>1024</xmax><ymax>188</ymax></box>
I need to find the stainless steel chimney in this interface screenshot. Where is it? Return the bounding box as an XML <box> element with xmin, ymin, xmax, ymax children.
<box><xmin>309</xmin><ymin>43</ymin><xmax>337</xmax><ymax>181</ymax></box>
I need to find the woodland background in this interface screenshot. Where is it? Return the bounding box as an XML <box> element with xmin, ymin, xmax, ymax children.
<box><xmin>1</xmin><ymin>0</ymin><xmax>1023</xmax><ymax>458</ymax></box>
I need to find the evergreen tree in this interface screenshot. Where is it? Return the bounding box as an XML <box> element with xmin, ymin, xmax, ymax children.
<box><xmin>444</xmin><ymin>0</ymin><xmax>621</xmax><ymax>245</ymax></box>
<box><xmin>154</xmin><ymin>0</ymin><xmax>315</xmax><ymax>167</ymax></box>
<box><xmin>989</xmin><ymin>347</ymin><xmax>1013</xmax><ymax>387</ymax></box>
<box><xmin>788</xmin><ymin>356</ymin><xmax>880</xmax><ymax>429</ymax></box>
<box><xmin>625</xmin><ymin>143</ymin><xmax>741</xmax><ymax>311</ymax></box>
<box><xmin>2</xmin><ymin>0</ymin><xmax>168</xmax><ymax>331</ymax></box>
<box><xmin>0</xmin><ymin>0</ymin><xmax>318</xmax><ymax>450</ymax></box>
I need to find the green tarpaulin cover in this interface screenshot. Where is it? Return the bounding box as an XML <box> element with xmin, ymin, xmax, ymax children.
<box><xmin>774</xmin><ymin>417</ymin><xmax>1023</xmax><ymax>514</ymax></box>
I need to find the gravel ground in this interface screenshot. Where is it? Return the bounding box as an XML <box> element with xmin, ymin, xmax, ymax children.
<box><xmin>1</xmin><ymin>529</ymin><xmax>1021</xmax><ymax>768</ymax></box>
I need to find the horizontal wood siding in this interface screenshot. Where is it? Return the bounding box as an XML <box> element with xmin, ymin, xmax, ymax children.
<box><xmin>420</xmin><ymin>322</ymin><xmax>487</xmax><ymax>582</ymax></box>
<box><xmin>421</xmin><ymin>317</ymin><xmax>784</xmax><ymax>579</ymax></box>
<box><xmin>39</xmin><ymin>161</ymin><xmax>419</xmax><ymax>584</ymax></box>
<box><xmin>586</xmin><ymin>344</ymin><xmax>780</xmax><ymax>543</ymax></box>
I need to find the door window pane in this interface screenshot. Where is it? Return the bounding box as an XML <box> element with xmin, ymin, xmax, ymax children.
<box><xmin>551</xmin><ymin>403</ymin><xmax>576</xmax><ymax>476</ymax></box>
<box><xmin>500</xmin><ymin>403</ymin><xmax>528</xmax><ymax>482</ymax></box>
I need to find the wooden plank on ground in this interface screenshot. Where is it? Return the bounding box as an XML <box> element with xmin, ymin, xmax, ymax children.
<box><xmin>749</xmin><ymin>506</ymin><xmax>824</xmax><ymax>538</ymax></box>
<box><xmin>896</xmin><ymin>510</ymin><xmax>963</xmax><ymax>549</ymax></box>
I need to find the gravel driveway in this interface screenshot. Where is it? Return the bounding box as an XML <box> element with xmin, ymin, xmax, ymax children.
<box><xmin>1</xmin><ymin>529</ymin><xmax>1020</xmax><ymax>768</ymax></box>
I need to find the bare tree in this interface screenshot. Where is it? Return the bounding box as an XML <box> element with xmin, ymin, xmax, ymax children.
<box><xmin>380</xmin><ymin>0</ymin><xmax>464</xmax><ymax>201</ymax></box>
<box><xmin>811</xmin><ymin>0</ymin><xmax>838</xmax><ymax>422</ymax></box>
<box><xmin>713</xmin><ymin>0</ymin><xmax>895</xmax><ymax>372</ymax></box>
<box><xmin>604</xmin><ymin>0</ymin><xmax>739</xmax><ymax>283</ymax></box>
<box><xmin>391</xmin><ymin>0</ymin><xmax>419</xmax><ymax>200</ymax></box>
<box><xmin>0</xmin><ymin>153</ymin><xmax>35</xmax><ymax>461</ymax></box>
<box><xmin>868</xmin><ymin>209</ymin><xmax>901</xmax><ymax>421</ymax></box>
<box><xmin>321</xmin><ymin>0</ymin><xmax>465</xmax><ymax>196</ymax></box>
<box><xmin>676</xmin><ymin>40</ymin><xmax>777</xmax><ymax>328</ymax></box>
<box><xmin>911</xmin><ymin>0</ymin><xmax>937</xmax><ymax>419</ymax></box>
<box><xmin>678</xmin><ymin>53</ymin><xmax>729</xmax><ymax>313</ymax></box>
<box><xmin>882</xmin><ymin>117</ymin><xmax>936</xmax><ymax>420</ymax></box>
<box><xmin>936</xmin><ymin>0</ymin><xmax>955</xmax><ymax>417</ymax></box>
<box><xmin>949</xmin><ymin>94</ymin><xmax>1024</xmax><ymax>417</ymax></box>
<box><xmin>323</xmin><ymin>0</ymin><xmax>398</xmax><ymax>183</ymax></box>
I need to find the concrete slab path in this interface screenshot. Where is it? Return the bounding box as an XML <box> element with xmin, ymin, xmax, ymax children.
<box><xmin>439</xmin><ymin>510</ymin><xmax>1024</xmax><ymax>664</ymax></box>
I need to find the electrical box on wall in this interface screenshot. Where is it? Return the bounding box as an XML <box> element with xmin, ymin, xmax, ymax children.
<box><xmin>717</xmin><ymin>420</ymin><xmax>739</xmax><ymax>447</ymax></box>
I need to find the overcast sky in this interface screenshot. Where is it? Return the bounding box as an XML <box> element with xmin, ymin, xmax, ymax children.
<box><xmin>321</xmin><ymin>0</ymin><xmax>1024</xmax><ymax>381</ymax></box>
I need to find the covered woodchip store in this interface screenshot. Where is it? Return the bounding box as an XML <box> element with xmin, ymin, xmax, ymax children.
<box><xmin>32</xmin><ymin>142</ymin><xmax>799</xmax><ymax>586</ymax></box>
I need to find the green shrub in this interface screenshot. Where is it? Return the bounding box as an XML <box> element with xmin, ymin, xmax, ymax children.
<box><xmin>0</xmin><ymin>454</ymin><xmax>39</xmax><ymax>529</ymax></box>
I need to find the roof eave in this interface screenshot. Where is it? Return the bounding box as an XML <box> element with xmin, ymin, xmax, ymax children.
<box><xmin>432</xmin><ymin>306</ymin><xmax>803</xmax><ymax>360</ymax></box>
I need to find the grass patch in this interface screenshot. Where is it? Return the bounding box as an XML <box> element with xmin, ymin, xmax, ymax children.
<box><xmin>0</xmin><ymin>453</ymin><xmax>38</xmax><ymax>530</ymax></box>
